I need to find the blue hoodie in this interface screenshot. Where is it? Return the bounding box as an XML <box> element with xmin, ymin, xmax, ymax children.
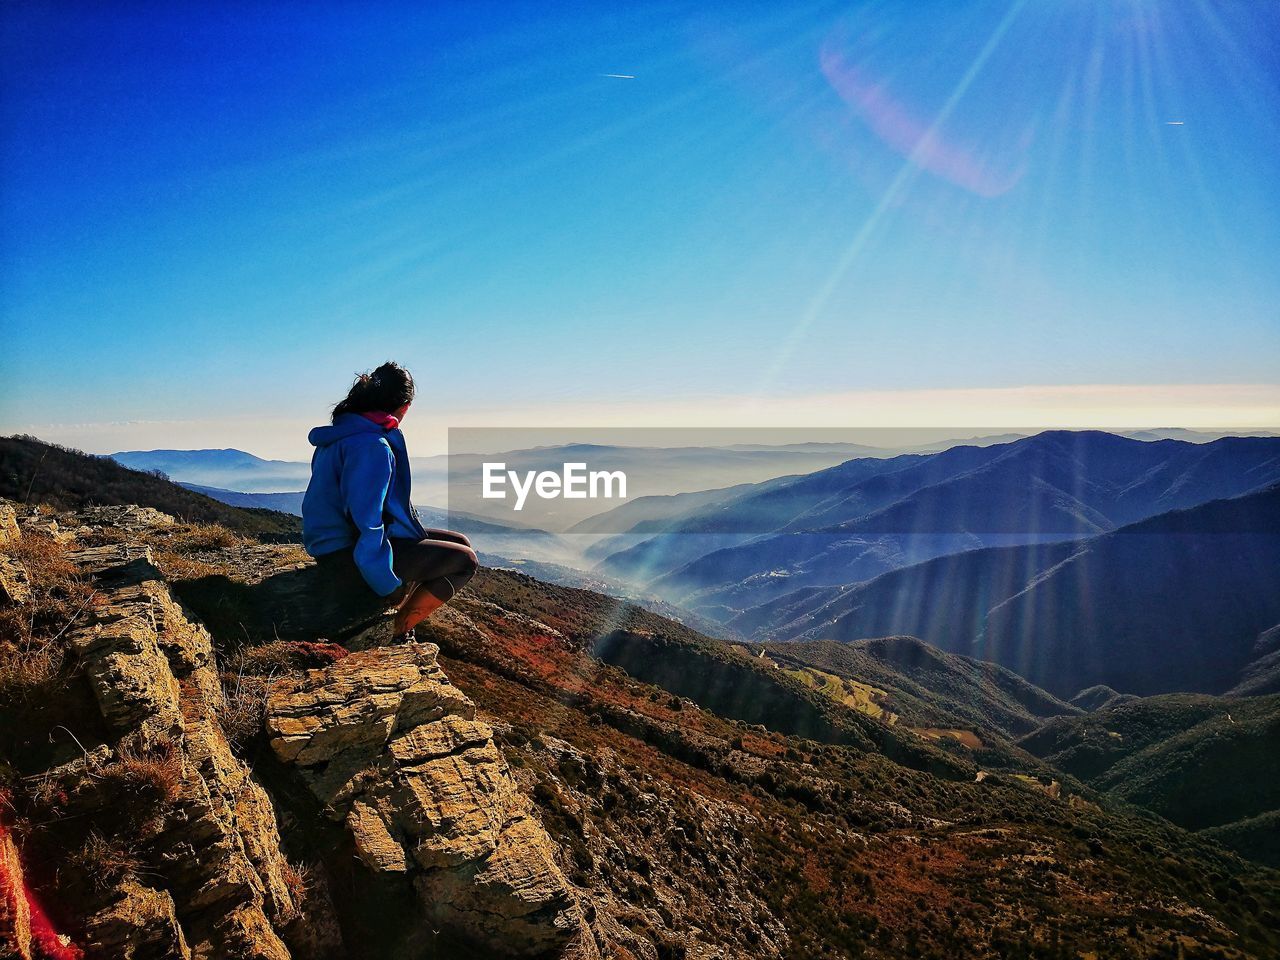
<box><xmin>301</xmin><ymin>413</ymin><xmax>427</xmax><ymax>596</ymax></box>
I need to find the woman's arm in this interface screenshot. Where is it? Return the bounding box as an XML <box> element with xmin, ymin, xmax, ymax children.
<box><xmin>339</xmin><ymin>441</ymin><xmax>402</xmax><ymax>596</ymax></box>
<box><xmin>423</xmin><ymin>528</ymin><xmax>472</xmax><ymax>547</ymax></box>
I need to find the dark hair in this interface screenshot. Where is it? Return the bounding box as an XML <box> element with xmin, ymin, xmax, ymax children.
<box><xmin>332</xmin><ymin>361</ymin><xmax>416</xmax><ymax>422</ymax></box>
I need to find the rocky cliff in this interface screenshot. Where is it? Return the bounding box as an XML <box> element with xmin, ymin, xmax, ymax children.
<box><xmin>0</xmin><ymin>503</ymin><xmax>597</xmax><ymax>959</ymax></box>
<box><xmin>1</xmin><ymin>527</ymin><xmax>309</xmax><ymax>958</ymax></box>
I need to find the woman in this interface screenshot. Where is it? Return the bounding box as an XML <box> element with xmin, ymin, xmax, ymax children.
<box><xmin>302</xmin><ymin>361</ymin><xmax>477</xmax><ymax>642</ymax></box>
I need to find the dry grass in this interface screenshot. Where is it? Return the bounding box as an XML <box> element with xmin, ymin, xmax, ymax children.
<box><xmin>0</xmin><ymin>531</ymin><xmax>97</xmax><ymax>702</ymax></box>
<box><xmin>87</xmin><ymin>517</ymin><xmax>312</xmax><ymax>590</ymax></box>
<box><xmin>150</xmin><ymin>549</ymin><xmax>225</xmax><ymax>580</ymax></box>
<box><xmin>65</xmin><ymin>829</ymin><xmax>144</xmax><ymax>892</ymax></box>
<box><xmin>216</xmin><ymin>641</ymin><xmax>347</xmax><ymax>750</ymax></box>
<box><xmin>218</xmin><ymin>670</ymin><xmax>273</xmax><ymax>750</ymax></box>
<box><xmin>139</xmin><ymin>521</ymin><xmax>249</xmax><ymax>580</ymax></box>
<box><xmin>97</xmin><ymin>738</ymin><xmax>185</xmax><ymax>808</ymax></box>
<box><xmin>281</xmin><ymin>858</ymin><xmax>311</xmax><ymax>908</ymax></box>
<box><xmin>25</xmin><ymin>772</ymin><xmax>71</xmax><ymax>818</ymax></box>
<box><xmin>165</xmin><ymin>522</ymin><xmax>241</xmax><ymax>551</ymax></box>
<box><xmin>0</xmin><ymin>640</ymin><xmax>66</xmax><ymax>700</ymax></box>
<box><xmin>911</xmin><ymin>727</ymin><xmax>984</xmax><ymax>750</ymax></box>
<box><xmin>274</xmin><ymin>544</ymin><xmax>312</xmax><ymax>566</ymax></box>
<box><xmin>783</xmin><ymin>665</ymin><xmax>899</xmax><ymax>724</ymax></box>
<box><xmin>0</xmin><ymin>531</ymin><xmax>95</xmax><ymax>640</ymax></box>
<box><xmin>147</xmin><ymin>529</ymin><xmax>310</xmax><ymax>583</ymax></box>
<box><xmin>4</xmin><ymin>739</ymin><xmax>185</xmax><ymax>907</ymax></box>
<box><xmin>235</xmin><ymin>640</ymin><xmax>348</xmax><ymax>675</ymax></box>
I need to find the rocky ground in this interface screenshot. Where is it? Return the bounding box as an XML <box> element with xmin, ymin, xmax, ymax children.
<box><xmin>3</xmin><ymin>499</ymin><xmax>1280</xmax><ymax>959</ymax></box>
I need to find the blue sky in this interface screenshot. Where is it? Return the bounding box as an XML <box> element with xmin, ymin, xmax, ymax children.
<box><xmin>2</xmin><ymin>0</ymin><xmax>1278</xmax><ymax>456</ymax></box>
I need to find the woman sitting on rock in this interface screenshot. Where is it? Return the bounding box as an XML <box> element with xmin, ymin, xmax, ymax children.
<box><xmin>302</xmin><ymin>361</ymin><xmax>477</xmax><ymax>642</ymax></box>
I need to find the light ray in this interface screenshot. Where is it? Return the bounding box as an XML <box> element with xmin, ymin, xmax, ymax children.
<box><xmin>760</xmin><ymin>0</ymin><xmax>1032</xmax><ymax>395</ymax></box>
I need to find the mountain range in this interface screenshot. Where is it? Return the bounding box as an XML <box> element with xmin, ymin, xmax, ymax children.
<box><xmin>586</xmin><ymin>432</ymin><xmax>1280</xmax><ymax>655</ymax></box>
<box><xmin>110</xmin><ymin>442</ymin><xmax>889</xmax><ymax>527</ymax></box>
<box><xmin>110</xmin><ymin>447</ymin><xmax>313</xmax><ymax>492</ymax></box>
<box><xmin>759</xmin><ymin>483</ymin><xmax>1280</xmax><ymax>698</ymax></box>
<box><xmin>98</xmin><ymin>431</ymin><xmax>1280</xmax><ymax>703</ymax></box>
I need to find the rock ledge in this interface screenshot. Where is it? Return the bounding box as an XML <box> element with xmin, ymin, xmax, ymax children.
<box><xmin>267</xmin><ymin>643</ymin><xmax>596</xmax><ymax>958</ymax></box>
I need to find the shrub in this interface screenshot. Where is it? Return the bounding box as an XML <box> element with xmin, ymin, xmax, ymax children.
<box><xmin>218</xmin><ymin>671</ymin><xmax>272</xmax><ymax>750</ymax></box>
<box><xmin>96</xmin><ymin>738</ymin><xmax>184</xmax><ymax>810</ymax></box>
<box><xmin>281</xmin><ymin>859</ymin><xmax>311</xmax><ymax>910</ymax></box>
<box><xmin>235</xmin><ymin>640</ymin><xmax>349</xmax><ymax>675</ymax></box>
<box><xmin>65</xmin><ymin>829</ymin><xmax>143</xmax><ymax>893</ymax></box>
<box><xmin>0</xmin><ymin>532</ymin><xmax>96</xmax><ymax>704</ymax></box>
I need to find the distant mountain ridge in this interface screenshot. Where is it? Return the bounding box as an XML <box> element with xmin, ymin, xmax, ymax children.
<box><xmin>767</xmin><ymin>483</ymin><xmax>1280</xmax><ymax>698</ymax></box>
<box><xmin>179</xmin><ymin>483</ymin><xmax>306</xmax><ymax>514</ymax></box>
<box><xmin>1</xmin><ymin>436</ymin><xmax>300</xmax><ymax>540</ymax></box>
<box><xmin>111</xmin><ymin>447</ymin><xmax>312</xmax><ymax>492</ymax></box>
<box><xmin>600</xmin><ymin>431</ymin><xmax>1280</xmax><ymax>627</ymax></box>
<box><xmin>112</xmin><ymin>447</ymin><xmax>299</xmax><ymax>470</ymax></box>
<box><xmin>110</xmin><ymin>441</ymin><xmax>888</xmax><ymax>522</ymax></box>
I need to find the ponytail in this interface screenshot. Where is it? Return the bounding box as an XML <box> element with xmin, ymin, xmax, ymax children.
<box><xmin>331</xmin><ymin>362</ymin><xmax>416</xmax><ymax>422</ymax></box>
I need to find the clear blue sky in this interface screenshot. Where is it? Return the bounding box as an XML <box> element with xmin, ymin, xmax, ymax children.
<box><xmin>2</xmin><ymin>0</ymin><xmax>1278</xmax><ymax>455</ymax></box>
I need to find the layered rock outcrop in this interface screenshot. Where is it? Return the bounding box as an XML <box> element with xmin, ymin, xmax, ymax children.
<box><xmin>0</xmin><ymin>502</ymin><xmax>27</xmax><ymax>606</ymax></box>
<box><xmin>266</xmin><ymin>644</ymin><xmax>597</xmax><ymax>958</ymax></box>
<box><xmin>36</xmin><ymin>540</ymin><xmax>308</xmax><ymax>959</ymax></box>
<box><xmin>0</xmin><ymin>502</ymin><xmax>19</xmax><ymax>545</ymax></box>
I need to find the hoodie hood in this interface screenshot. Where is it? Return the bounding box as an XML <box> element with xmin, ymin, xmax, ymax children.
<box><xmin>308</xmin><ymin>413</ymin><xmax>387</xmax><ymax>447</ymax></box>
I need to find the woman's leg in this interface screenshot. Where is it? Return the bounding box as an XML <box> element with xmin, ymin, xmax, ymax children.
<box><xmin>393</xmin><ymin>583</ymin><xmax>446</xmax><ymax>633</ymax></box>
<box><xmin>422</xmin><ymin>528</ymin><xmax>472</xmax><ymax>547</ymax></box>
<box><xmin>390</xmin><ymin>539</ymin><xmax>478</xmax><ymax>634</ymax></box>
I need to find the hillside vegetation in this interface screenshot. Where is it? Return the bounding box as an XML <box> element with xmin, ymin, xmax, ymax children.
<box><xmin>0</xmin><ymin>436</ymin><xmax>301</xmax><ymax>541</ymax></box>
<box><xmin>1020</xmin><ymin>693</ymin><xmax>1280</xmax><ymax>866</ymax></box>
<box><xmin>761</xmin><ymin>636</ymin><xmax>1080</xmax><ymax>740</ymax></box>
<box><xmin>5</xmin><ymin>492</ymin><xmax>1280</xmax><ymax>957</ymax></box>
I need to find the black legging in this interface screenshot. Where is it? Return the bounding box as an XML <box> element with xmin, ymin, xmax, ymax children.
<box><xmin>391</xmin><ymin>529</ymin><xmax>478</xmax><ymax>601</ymax></box>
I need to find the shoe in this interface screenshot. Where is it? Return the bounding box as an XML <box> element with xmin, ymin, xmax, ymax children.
<box><xmin>390</xmin><ymin>628</ymin><xmax>416</xmax><ymax>645</ymax></box>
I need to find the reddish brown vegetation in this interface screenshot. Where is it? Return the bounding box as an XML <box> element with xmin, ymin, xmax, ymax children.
<box><xmin>234</xmin><ymin>640</ymin><xmax>349</xmax><ymax>675</ymax></box>
<box><xmin>416</xmin><ymin>568</ymin><xmax>1280</xmax><ymax>959</ymax></box>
